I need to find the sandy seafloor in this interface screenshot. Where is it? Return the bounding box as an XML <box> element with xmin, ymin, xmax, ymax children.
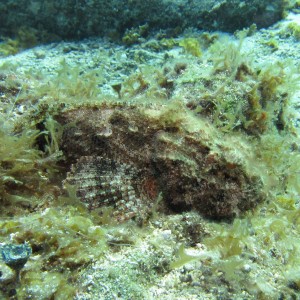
<box><xmin>1</xmin><ymin>11</ymin><xmax>300</xmax><ymax>300</ymax></box>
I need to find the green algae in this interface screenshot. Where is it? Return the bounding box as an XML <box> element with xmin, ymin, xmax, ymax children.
<box><xmin>0</xmin><ymin>205</ymin><xmax>107</xmax><ymax>299</ymax></box>
<box><xmin>19</xmin><ymin>271</ymin><xmax>75</xmax><ymax>300</ymax></box>
<box><xmin>122</xmin><ymin>24</ymin><xmax>149</xmax><ymax>45</ymax></box>
<box><xmin>170</xmin><ymin>244</ymin><xmax>201</xmax><ymax>269</ymax></box>
<box><xmin>286</xmin><ymin>22</ymin><xmax>300</xmax><ymax>40</ymax></box>
<box><xmin>179</xmin><ymin>38</ymin><xmax>202</xmax><ymax>57</ymax></box>
<box><xmin>0</xmin><ymin>28</ymin><xmax>299</xmax><ymax>299</ymax></box>
<box><xmin>0</xmin><ymin>26</ymin><xmax>59</xmax><ymax>57</ymax></box>
<box><xmin>0</xmin><ymin>27</ymin><xmax>39</xmax><ymax>57</ymax></box>
<box><xmin>0</xmin><ymin>126</ymin><xmax>44</xmax><ymax>205</ymax></box>
<box><xmin>201</xmin><ymin>191</ymin><xmax>300</xmax><ymax>298</ymax></box>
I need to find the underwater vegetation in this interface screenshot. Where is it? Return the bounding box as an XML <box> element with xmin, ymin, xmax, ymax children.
<box><xmin>0</xmin><ymin>26</ymin><xmax>57</xmax><ymax>57</ymax></box>
<box><xmin>0</xmin><ymin>126</ymin><xmax>41</xmax><ymax>202</ymax></box>
<box><xmin>0</xmin><ymin>204</ymin><xmax>107</xmax><ymax>299</ymax></box>
<box><xmin>0</xmin><ymin>20</ymin><xmax>299</xmax><ymax>298</ymax></box>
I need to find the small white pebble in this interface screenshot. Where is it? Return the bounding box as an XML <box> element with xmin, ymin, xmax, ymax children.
<box><xmin>242</xmin><ymin>264</ymin><xmax>252</xmax><ymax>273</ymax></box>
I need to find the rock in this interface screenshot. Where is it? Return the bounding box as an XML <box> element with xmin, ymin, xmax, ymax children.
<box><xmin>0</xmin><ymin>243</ymin><xmax>32</xmax><ymax>273</ymax></box>
<box><xmin>0</xmin><ymin>0</ymin><xmax>284</xmax><ymax>40</ymax></box>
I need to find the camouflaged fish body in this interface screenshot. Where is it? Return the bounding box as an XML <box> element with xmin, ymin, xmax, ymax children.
<box><xmin>64</xmin><ymin>156</ymin><xmax>148</xmax><ymax>222</ymax></box>
<box><xmin>58</xmin><ymin>105</ymin><xmax>263</xmax><ymax>221</ymax></box>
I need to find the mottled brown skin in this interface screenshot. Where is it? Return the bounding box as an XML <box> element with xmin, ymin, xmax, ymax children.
<box><xmin>56</xmin><ymin>104</ymin><xmax>263</xmax><ymax>220</ymax></box>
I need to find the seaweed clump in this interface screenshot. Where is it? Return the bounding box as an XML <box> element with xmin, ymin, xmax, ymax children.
<box><xmin>286</xmin><ymin>21</ymin><xmax>300</xmax><ymax>40</ymax></box>
<box><xmin>175</xmin><ymin>36</ymin><xmax>298</xmax><ymax>137</ymax></box>
<box><xmin>179</xmin><ymin>38</ymin><xmax>202</xmax><ymax>57</ymax></box>
<box><xmin>0</xmin><ymin>27</ymin><xmax>39</xmax><ymax>56</ymax></box>
<box><xmin>0</xmin><ymin>70</ymin><xmax>108</xmax><ymax>299</ymax></box>
<box><xmin>0</xmin><ymin>204</ymin><xmax>107</xmax><ymax>299</ymax></box>
<box><xmin>0</xmin><ymin>26</ymin><xmax>59</xmax><ymax>57</ymax></box>
<box><xmin>0</xmin><ymin>126</ymin><xmax>45</xmax><ymax>209</ymax></box>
